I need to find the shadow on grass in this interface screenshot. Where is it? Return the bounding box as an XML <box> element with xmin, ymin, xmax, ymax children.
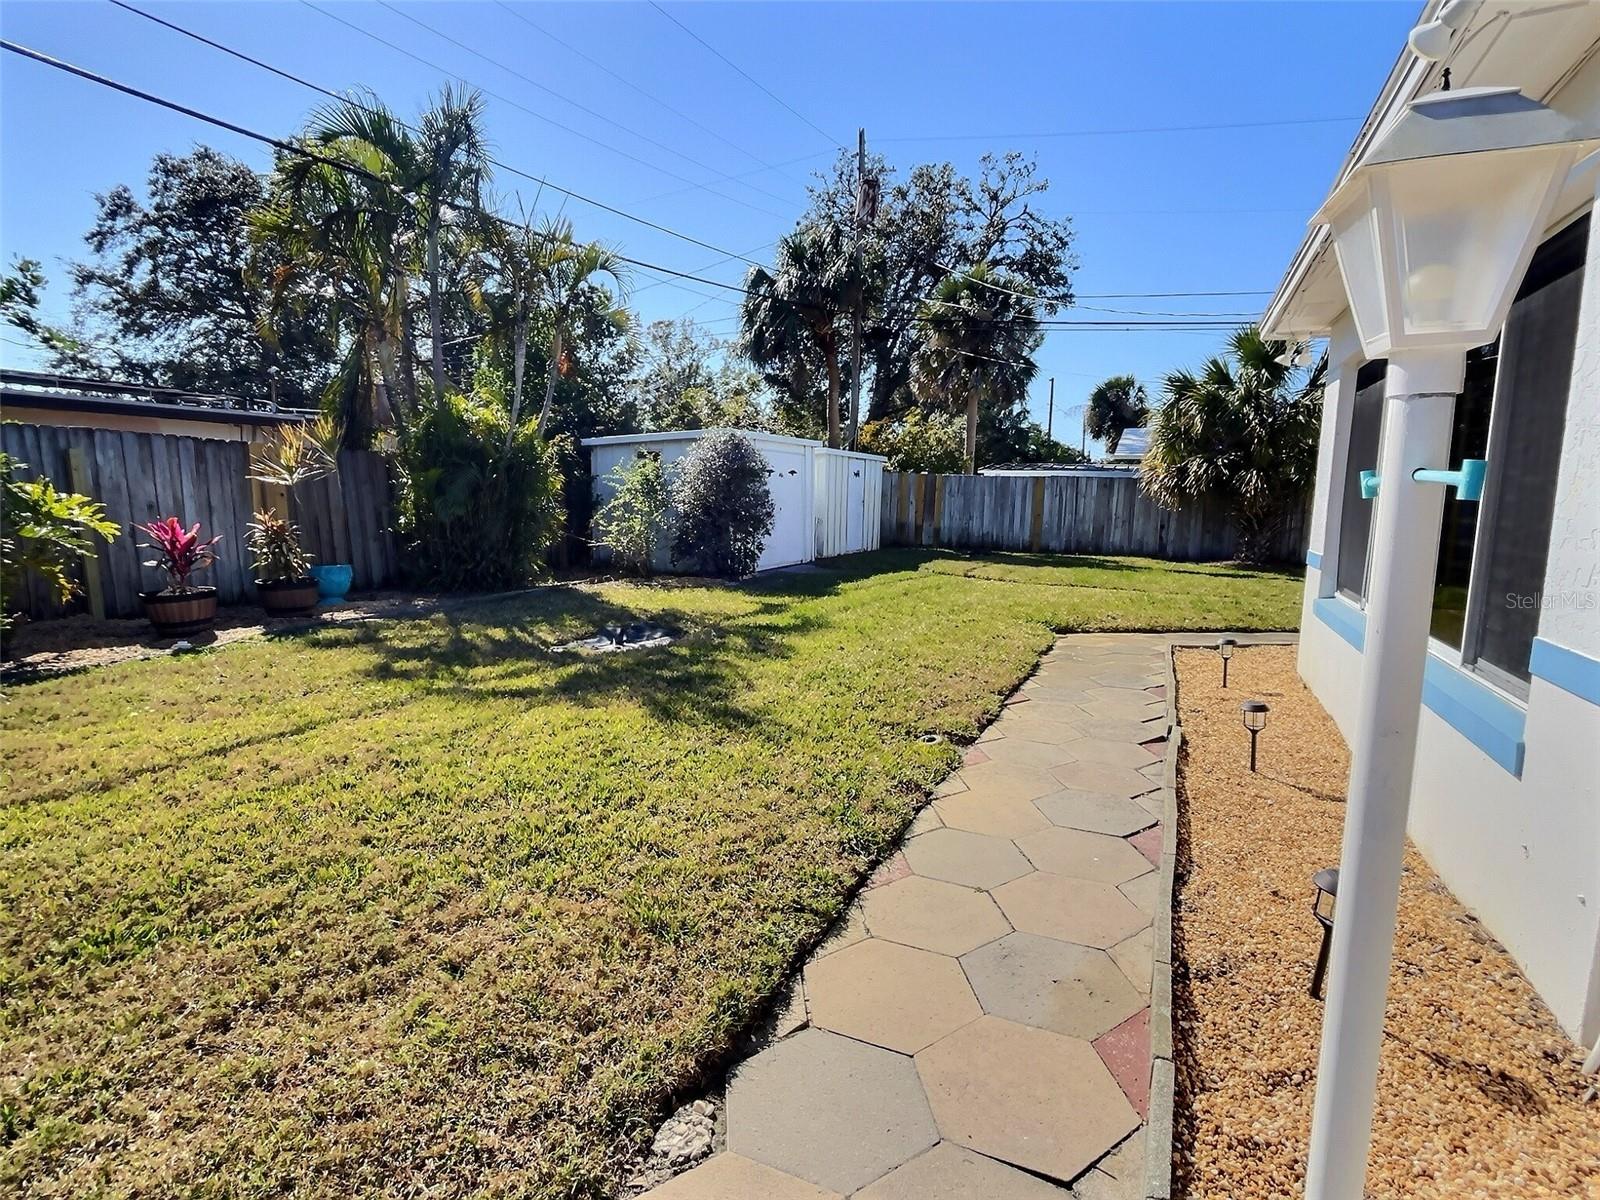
<box><xmin>342</xmin><ymin>572</ymin><xmax>850</xmax><ymax>729</ymax></box>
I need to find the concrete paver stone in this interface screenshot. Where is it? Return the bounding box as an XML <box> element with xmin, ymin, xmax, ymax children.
<box><xmin>903</xmin><ymin>827</ymin><xmax>1035</xmax><ymax>890</ymax></box>
<box><xmin>915</xmin><ymin>1016</ymin><xmax>1139</xmax><ymax>1183</ymax></box>
<box><xmin>962</xmin><ymin>931</ymin><xmax>1145</xmax><ymax>1040</ymax></box>
<box><xmin>1034</xmin><ymin>790</ymin><xmax>1157</xmax><ymax>837</ymax></box>
<box><xmin>1050</xmin><ymin>761</ymin><xmax>1160</xmax><ymax>800</ymax></box>
<box><xmin>934</xmin><ymin>791</ymin><xmax>1054</xmax><ymax>839</ymax></box>
<box><xmin>992</xmin><ymin>871</ymin><xmax>1149</xmax><ymax>949</ymax></box>
<box><xmin>725</xmin><ymin>1028</ymin><xmax>937</xmax><ymax>1193</ymax></box>
<box><xmin>804</xmin><ymin>938</ymin><xmax>981</xmax><ymax>1054</ymax></box>
<box><xmin>1014</xmin><ymin>826</ymin><xmax>1154</xmax><ymax>886</ymax></box>
<box><xmin>638</xmin><ymin>1153</ymin><xmax>843</xmax><ymax>1200</ymax></box>
<box><xmin>853</xmin><ymin>1142</ymin><xmax>1068</xmax><ymax>1200</ymax></box>
<box><xmin>862</xmin><ymin>874</ymin><xmax>1012</xmax><ymax>956</ymax></box>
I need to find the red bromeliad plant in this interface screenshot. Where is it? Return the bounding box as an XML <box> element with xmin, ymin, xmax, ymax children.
<box><xmin>136</xmin><ymin>517</ymin><xmax>223</xmax><ymax>594</ymax></box>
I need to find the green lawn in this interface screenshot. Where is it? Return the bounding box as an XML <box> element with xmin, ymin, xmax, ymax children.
<box><xmin>1</xmin><ymin>550</ymin><xmax>1300</xmax><ymax>1198</ymax></box>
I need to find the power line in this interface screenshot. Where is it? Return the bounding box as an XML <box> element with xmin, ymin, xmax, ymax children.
<box><xmin>876</xmin><ymin>115</ymin><xmax>1362</xmax><ymax>143</ymax></box>
<box><xmin>647</xmin><ymin>1</ymin><xmax>844</xmax><ymax>150</ymax></box>
<box><xmin>300</xmin><ymin>1</ymin><xmax>790</xmax><ymax>221</ymax></box>
<box><xmin>1075</xmin><ymin>289</ymin><xmax>1272</xmax><ymax>299</ymax></box>
<box><xmin>491</xmin><ymin>0</ymin><xmax>810</xmax><ymax>190</ymax></box>
<box><xmin>370</xmin><ymin>0</ymin><xmax>796</xmax><ymax>211</ymax></box>
<box><xmin>3</xmin><ymin>40</ymin><xmax>1257</xmax><ymax>341</ymax></box>
<box><xmin>108</xmin><ymin>1</ymin><xmax>768</xmax><ymax>267</ymax></box>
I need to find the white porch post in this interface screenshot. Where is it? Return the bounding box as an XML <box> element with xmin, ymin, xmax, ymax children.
<box><xmin>1303</xmin><ymin>349</ymin><xmax>1463</xmax><ymax>1200</ymax></box>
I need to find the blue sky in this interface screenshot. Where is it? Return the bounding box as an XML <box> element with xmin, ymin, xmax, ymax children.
<box><xmin>0</xmin><ymin>0</ymin><xmax>1417</xmax><ymax>440</ymax></box>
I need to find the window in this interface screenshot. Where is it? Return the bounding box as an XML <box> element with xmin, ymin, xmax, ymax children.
<box><xmin>1429</xmin><ymin>342</ymin><xmax>1497</xmax><ymax>648</ymax></box>
<box><xmin>1335</xmin><ymin>359</ymin><xmax>1388</xmax><ymax>601</ymax></box>
<box><xmin>1460</xmin><ymin>213</ymin><xmax>1589</xmax><ymax>693</ymax></box>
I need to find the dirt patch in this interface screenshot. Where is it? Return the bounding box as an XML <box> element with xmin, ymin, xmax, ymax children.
<box><xmin>1171</xmin><ymin>645</ymin><xmax>1597</xmax><ymax>1199</ymax></box>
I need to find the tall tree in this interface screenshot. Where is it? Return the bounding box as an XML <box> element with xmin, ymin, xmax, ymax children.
<box><xmin>527</xmin><ymin>217</ymin><xmax>630</xmax><ymax>437</ymax></box>
<box><xmin>1141</xmin><ymin>326</ymin><xmax>1325</xmax><ymax>563</ymax></box>
<box><xmin>739</xmin><ymin>224</ymin><xmax>858</xmax><ymax>447</ymax></box>
<box><xmin>803</xmin><ymin>151</ymin><xmax>1075</xmax><ymax>424</ymax></box>
<box><xmin>911</xmin><ymin>264</ymin><xmax>1042</xmax><ymax>473</ymax></box>
<box><xmin>1085</xmin><ymin>375</ymin><xmax>1150</xmax><ymax>454</ymax></box>
<box><xmin>62</xmin><ymin>147</ymin><xmax>333</xmax><ymax>404</ymax></box>
<box><xmin>413</xmin><ymin>86</ymin><xmax>488</xmax><ymax>397</ymax></box>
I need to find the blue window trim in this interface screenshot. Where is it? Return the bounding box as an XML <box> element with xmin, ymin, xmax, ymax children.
<box><xmin>1312</xmin><ymin>595</ymin><xmax>1364</xmax><ymax>650</ymax></box>
<box><xmin>1311</xmin><ymin>595</ymin><xmax>1526</xmax><ymax>776</ymax></box>
<box><xmin>1529</xmin><ymin>637</ymin><xmax>1600</xmax><ymax>706</ymax></box>
<box><xmin>1306</xmin><ymin>550</ymin><xmax>1323</xmax><ymax>569</ymax></box>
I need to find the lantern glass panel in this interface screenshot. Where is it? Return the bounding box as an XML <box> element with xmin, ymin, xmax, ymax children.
<box><xmin>1329</xmin><ymin>190</ymin><xmax>1388</xmax><ymax>352</ymax></box>
<box><xmin>1315</xmin><ymin>889</ymin><xmax>1336</xmax><ymax>924</ymax></box>
<box><xmin>1382</xmin><ymin>149</ymin><xmax>1561</xmax><ymax>340</ymax></box>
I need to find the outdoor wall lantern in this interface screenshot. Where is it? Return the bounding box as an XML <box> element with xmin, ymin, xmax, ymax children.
<box><xmin>1239</xmin><ymin>699</ymin><xmax>1268</xmax><ymax>772</ymax></box>
<box><xmin>1302</xmin><ymin>84</ymin><xmax>1599</xmax><ymax>1200</ymax></box>
<box><xmin>1310</xmin><ymin>868</ymin><xmax>1340</xmax><ymax>1000</ymax></box>
<box><xmin>1217</xmin><ymin>638</ymin><xmax>1237</xmax><ymax>688</ymax></box>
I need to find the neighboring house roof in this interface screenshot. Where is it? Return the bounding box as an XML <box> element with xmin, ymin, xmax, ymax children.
<box><xmin>1106</xmin><ymin>426</ymin><xmax>1149</xmax><ymax>462</ymax></box>
<box><xmin>1</xmin><ymin>369</ymin><xmax>312</xmax><ymax>427</ymax></box>
<box><xmin>1261</xmin><ymin>0</ymin><xmax>1600</xmax><ymax>339</ymax></box>
<box><xmin>979</xmin><ymin>463</ymin><xmax>1139</xmax><ymax>477</ymax></box>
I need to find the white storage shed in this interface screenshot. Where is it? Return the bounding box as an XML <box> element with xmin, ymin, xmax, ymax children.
<box><xmin>582</xmin><ymin>429</ymin><xmax>884</xmax><ymax>572</ymax></box>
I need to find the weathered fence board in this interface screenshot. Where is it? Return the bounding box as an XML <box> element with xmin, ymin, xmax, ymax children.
<box><xmin>3</xmin><ymin>423</ymin><xmax>398</xmax><ymax>619</ymax></box>
<box><xmin>880</xmin><ymin>470</ymin><xmax>1307</xmax><ymax>563</ymax></box>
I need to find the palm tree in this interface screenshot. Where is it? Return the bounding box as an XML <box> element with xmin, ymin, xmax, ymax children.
<box><xmin>251</xmin><ymin>102</ymin><xmax>417</xmax><ymax>443</ymax></box>
<box><xmin>530</xmin><ymin>216</ymin><xmax>630</xmax><ymax>437</ymax></box>
<box><xmin>1085</xmin><ymin>375</ymin><xmax>1149</xmax><ymax>455</ymax></box>
<box><xmin>414</xmin><ymin>86</ymin><xmax>488</xmax><ymax>398</ymax></box>
<box><xmin>1141</xmin><ymin>326</ymin><xmax>1325</xmax><ymax>563</ymax></box>
<box><xmin>911</xmin><ymin>264</ymin><xmax>1042</xmax><ymax>473</ymax></box>
<box><xmin>739</xmin><ymin>224</ymin><xmax>856</xmax><ymax>447</ymax></box>
<box><xmin>469</xmin><ymin>204</ymin><xmax>544</xmax><ymax>446</ymax></box>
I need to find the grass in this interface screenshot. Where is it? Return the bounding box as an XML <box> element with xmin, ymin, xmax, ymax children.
<box><xmin>1</xmin><ymin>549</ymin><xmax>1300</xmax><ymax>1198</ymax></box>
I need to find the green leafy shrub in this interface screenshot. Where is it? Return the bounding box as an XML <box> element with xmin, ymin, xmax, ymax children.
<box><xmin>669</xmin><ymin>430</ymin><xmax>774</xmax><ymax>577</ymax></box>
<box><xmin>858</xmin><ymin>408</ymin><xmax>965</xmax><ymax>473</ymax></box>
<box><xmin>1</xmin><ymin>451</ymin><xmax>120</xmax><ymax>623</ymax></box>
<box><xmin>393</xmin><ymin>388</ymin><xmax>563</xmax><ymax>590</ymax></box>
<box><xmin>245</xmin><ymin>510</ymin><xmax>312</xmax><ymax>582</ymax></box>
<box><xmin>593</xmin><ymin>452</ymin><xmax>670</xmax><ymax>575</ymax></box>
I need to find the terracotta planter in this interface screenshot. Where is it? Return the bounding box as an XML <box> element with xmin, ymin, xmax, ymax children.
<box><xmin>141</xmin><ymin>586</ymin><xmax>219</xmax><ymax>636</ymax></box>
<box><xmin>256</xmin><ymin>577</ymin><xmax>320</xmax><ymax>617</ymax></box>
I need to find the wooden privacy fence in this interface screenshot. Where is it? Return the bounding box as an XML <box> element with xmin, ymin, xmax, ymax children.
<box><xmin>3</xmin><ymin>422</ymin><xmax>399</xmax><ymax>620</ymax></box>
<box><xmin>881</xmin><ymin>470</ymin><xmax>1307</xmax><ymax>562</ymax></box>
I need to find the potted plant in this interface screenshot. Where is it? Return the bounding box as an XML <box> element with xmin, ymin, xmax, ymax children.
<box><xmin>250</xmin><ymin>416</ymin><xmax>353</xmax><ymax>605</ymax></box>
<box><xmin>245</xmin><ymin>509</ymin><xmax>319</xmax><ymax>616</ymax></box>
<box><xmin>136</xmin><ymin>517</ymin><xmax>223</xmax><ymax>635</ymax></box>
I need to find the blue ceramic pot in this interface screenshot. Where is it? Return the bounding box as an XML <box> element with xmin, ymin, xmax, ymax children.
<box><xmin>308</xmin><ymin>563</ymin><xmax>353</xmax><ymax>605</ymax></box>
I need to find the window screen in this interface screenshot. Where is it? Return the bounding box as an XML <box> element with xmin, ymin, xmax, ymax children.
<box><xmin>1466</xmin><ymin>213</ymin><xmax>1589</xmax><ymax>690</ymax></box>
<box><xmin>1429</xmin><ymin>343</ymin><xmax>1498</xmax><ymax>648</ymax></box>
<box><xmin>1335</xmin><ymin>360</ymin><xmax>1389</xmax><ymax>601</ymax></box>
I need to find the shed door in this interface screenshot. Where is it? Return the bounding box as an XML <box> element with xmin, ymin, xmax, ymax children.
<box><xmin>845</xmin><ymin>464</ymin><xmax>866</xmax><ymax>551</ymax></box>
<box><xmin>759</xmin><ymin>446</ymin><xmax>809</xmax><ymax>569</ymax></box>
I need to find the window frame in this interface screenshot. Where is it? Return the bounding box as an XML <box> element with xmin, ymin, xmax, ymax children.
<box><xmin>1426</xmin><ymin>205</ymin><xmax>1591</xmax><ymax>704</ymax></box>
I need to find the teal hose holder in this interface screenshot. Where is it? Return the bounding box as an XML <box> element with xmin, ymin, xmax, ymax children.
<box><xmin>1359</xmin><ymin>459</ymin><xmax>1486</xmax><ymax>502</ymax></box>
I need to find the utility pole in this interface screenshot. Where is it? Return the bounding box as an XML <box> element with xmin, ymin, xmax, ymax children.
<box><xmin>847</xmin><ymin>127</ymin><xmax>873</xmax><ymax>450</ymax></box>
<box><xmin>1046</xmin><ymin>377</ymin><xmax>1055</xmax><ymax>439</ymax></box>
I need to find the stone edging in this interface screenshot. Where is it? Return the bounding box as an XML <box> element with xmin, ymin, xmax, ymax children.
<box><xmin>1143</xmin><ymin>633</ymin><xmax>1299</xmax><ymax>1200</ymax></box>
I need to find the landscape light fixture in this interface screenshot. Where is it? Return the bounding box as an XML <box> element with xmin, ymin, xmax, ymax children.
<box><xmin>1217</xmin><ymin>638</ymin><xmax>1237</xmax><ymax>687</ymax></box>
<box><xmin>1239</xmin><ymin>700</ymin><xmax>1268</xmax><ymax>772</ymax></box>
<box><xmin>1310</xmin><ymin>868</ymin><xmax>1340</xmax><ymax>1000</ymax></box>
<box><xmin>1303</xmin><ymin>76</ymin><xmax>1600</xmax><ymax>1200</ymax></box>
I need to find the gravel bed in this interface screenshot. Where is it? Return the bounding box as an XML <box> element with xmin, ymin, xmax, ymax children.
<box><xmin>1171</xmin><ymin>645</ymin><xmax>1597</xmax><ymax>1199</ymax></box>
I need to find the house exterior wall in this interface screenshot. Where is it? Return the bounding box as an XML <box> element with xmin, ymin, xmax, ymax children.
<box><xmin>1297</xmin><ymin>180</ymin><xmax>1600</xmax><ymax>1042</ymax></box>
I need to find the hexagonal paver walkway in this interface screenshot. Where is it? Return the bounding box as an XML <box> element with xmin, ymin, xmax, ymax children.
<box><xmin>641</xmin><ymin>635</ymin><xmax>1169</xmax><ymax>1199</ymax></box>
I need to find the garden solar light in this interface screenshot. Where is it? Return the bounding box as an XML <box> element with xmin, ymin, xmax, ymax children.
<box><xmin>1303</xmin><ymin>77</ymin><xmax>1600</xmax><ymax>1200</ymax></box>
<box><xmin>1239</xmin><ymin>699</ymin><xmax>1268</xmax><ymax>772</ymax></box>
<box><xmin>1311</xmin><ymin>868</ymin><xmax>1340</xmax><ymax>1001</ymax></box>
<box><xmin>1217</xmin><ymin>637</ymin><xmax>1236</xmax><ymax>687</ymax></box>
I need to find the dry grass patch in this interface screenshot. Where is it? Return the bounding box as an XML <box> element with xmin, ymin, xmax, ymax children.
<box><xmin>1172</xmin><ymin>645</ymin><xmax>1598</xmax><ymax>1199</ymax></box>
